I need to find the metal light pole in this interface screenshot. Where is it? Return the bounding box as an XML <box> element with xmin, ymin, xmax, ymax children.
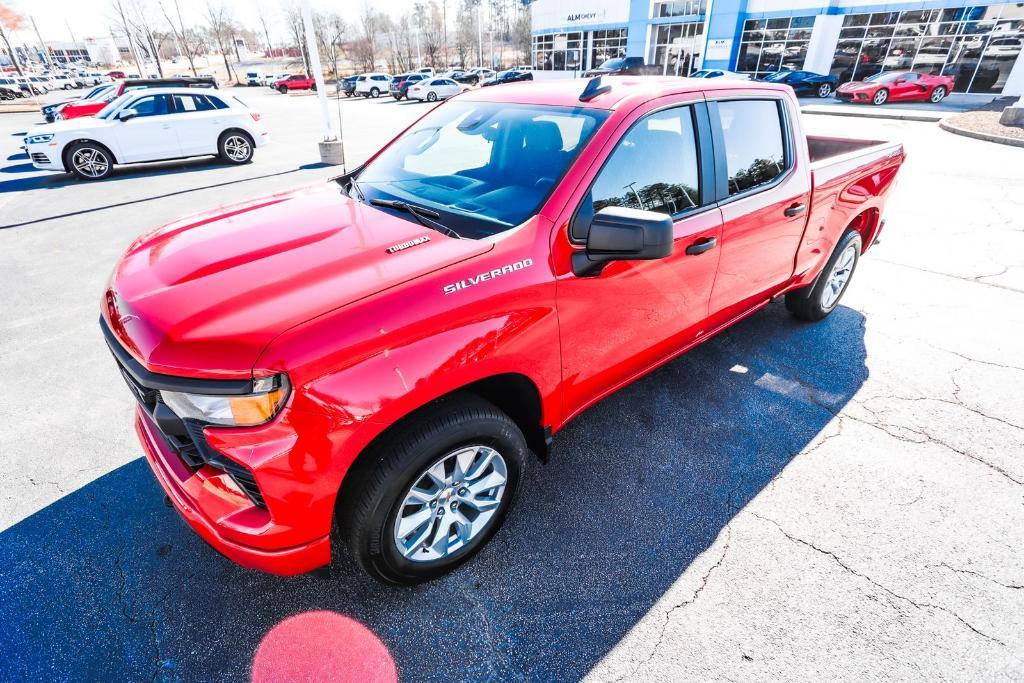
<box><xmin>299</xmin><ymin>0</ymin><xmax>344</xmax><ymax>165</ymax></box>
<box><xmin>30</xmin><ymin>16</ymin><xmax>55</xmax><ymax>69</ymax></box>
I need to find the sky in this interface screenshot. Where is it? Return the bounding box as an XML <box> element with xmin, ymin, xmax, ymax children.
<box><xmin>6</xmin><ymin>0</ymin><xmax>412</xmax><ymax>46</ymax></box>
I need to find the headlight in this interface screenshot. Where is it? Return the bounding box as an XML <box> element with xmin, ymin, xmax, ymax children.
<box><xmin>26</xmin><ymin>133</ymin><xmax>55</xmax><ymax>144</ymax></box>
<box><xmin>161</xmin><ymin>374</ymin><xmax>290</xmax><ymax>427</ymax></box>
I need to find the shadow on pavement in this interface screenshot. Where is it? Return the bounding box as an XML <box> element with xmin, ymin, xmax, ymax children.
<box><xmin>0</xmin><ymin>302</ymin><xmax>867</xmax><ymax>681</ymax></box>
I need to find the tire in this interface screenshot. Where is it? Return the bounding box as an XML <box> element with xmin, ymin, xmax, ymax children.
<box><xmin>392</xmin><ymin>94</ymin><xmax>402</xmax><ymax>101</ymax></box>
<box><xmin>311</xmin><ymin>82</ymin><xmax>317</xmax><ymax>92</ymax></box>
<box><xmin>929</xmin><ymin>85</ymin><xmax>947</xmax><ymax>103</ymax></box>
<box><xmin>337</xmin><ymin>393</ymin><xmax>528</xmax><ymax>585</ymax></box>
<box><xmin>872</xmin><ymin>88</ymin><xmax>888</xmax><ymax>105</ymax></box>
<box><xmin>66</xmin><ymin>141</ymin><xmax>114</xmax><ymax>181</ymax></box>
<box><xmin>426</xmin><ymin>91</ymin><xmax>438</xmax><ymax>102</ymax></box>
<box><xmin>785</xmin><ymin>229</ymin><xmax>862</xmax><ymax>322</ymax></box>
<box><xmin>370</xmin><ymin>87</ymin><xmax>380</xmax><ymax>98</ymax></box>
<box><xmin>345</xmin><ymin>90</ymin><xmax>353</xmax><ymax>98</ymax></box>
<box><xmin>817</xmin><ymin>83</ymin><xmax>832</xmax><ymax>98</ymax></box>
<box><xmin>218</xmin><ymin>130</ymin><xmax>254</xmax><ymax>164</ymax></box>
<box><xmin>278</xmin><ymin>84</ymin><xmax>288</xmax><ymax>94</ymax></box>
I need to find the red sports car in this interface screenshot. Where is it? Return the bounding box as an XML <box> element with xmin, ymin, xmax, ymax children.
<box><xmin>836</xmin><ymin>71</ymin><xmax>954</xmax><ymax>105</ymax></box>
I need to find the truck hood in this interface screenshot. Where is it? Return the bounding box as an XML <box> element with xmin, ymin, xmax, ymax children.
<box><xmin>105</xmin><ymin>183</ymin><xmax>493</xmax><ymax>378</ymax></box>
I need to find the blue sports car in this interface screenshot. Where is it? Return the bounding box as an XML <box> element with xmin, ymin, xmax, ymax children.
<box><xmin>760</xmin><ymin>70</ymin><xmax>839</xmax><ymax>98</ymax></box>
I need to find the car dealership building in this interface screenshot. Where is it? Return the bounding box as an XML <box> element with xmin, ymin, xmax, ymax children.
<box><xmin>529</xmin><ymin>0</ymin><xmax>1024</xmax><ymax>95</ymax></box>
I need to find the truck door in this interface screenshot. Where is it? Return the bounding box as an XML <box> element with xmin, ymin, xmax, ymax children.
<box><xmin>553</xmin><ymin>99</ymin><xmax>723</xmax><ymax>419</ymax></box>
<box><xmin>705</xmin><ymin>95</ymin><xmax>811</xmax><ymax>326</ymax></box>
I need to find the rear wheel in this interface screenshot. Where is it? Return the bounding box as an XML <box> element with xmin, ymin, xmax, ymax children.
<box><xmin>218</xmin><ymin>130</ymin><xmax>254</xmax><ymax>164</ymax></box>
<box><xmin>817</xmin><ymin>83</ymin><xmax>832</xmax><ymax>98</ymax></box>
<box><xmin>426</xmin><ymin>91</ymin><xmax>437</xmax><ymax>102</ymax></box>
<box><xmin>66</xmin><ymin>141</ymin><xmax>113</xmax><ymax>181</ymax></box>
<box><xmin>929</xmin><ymin>85</ymin><xmax>947</xmax><ymax>103</ymax></box>
<box><xmin>337</xmin><ymin>393</ymin><xmax>527</xmax><ymax>585</ymax></box>
<box><xmin>370</xmin><ymin>86</ymin><xmax>380</xmax><ymax>98</ymax></box>
<box><xmin>785</xmin><ymin>229</ymin><xmax>862</xmax><ymax>322</ymax></box>
<box><xmin>872</xmin><ymin>88</ymin><xmax>889</xmax><ymax>105</ymax></box>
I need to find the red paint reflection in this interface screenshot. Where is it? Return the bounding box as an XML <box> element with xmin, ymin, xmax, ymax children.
<box><xmin>252</xmin><ymin>611</ymin><xmax>397</xmax><ymax>682</ymax></box>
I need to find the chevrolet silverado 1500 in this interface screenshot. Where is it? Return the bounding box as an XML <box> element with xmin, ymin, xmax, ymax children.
<box><xmin>102</xmin><ymin>77</ymin><xmax>904</xmax><ymax>584</ymax></box>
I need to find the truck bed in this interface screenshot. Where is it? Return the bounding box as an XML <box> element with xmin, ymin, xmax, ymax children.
<box><xmin>808</xmin><ymin>135</ymin><xmax>904</xmax><ymax>187</ymax></box>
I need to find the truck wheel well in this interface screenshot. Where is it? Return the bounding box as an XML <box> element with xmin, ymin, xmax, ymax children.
<box><xmin>848</xmin><ymin>209</ymin><xmax>879</xmax><ymax>251</ymax></box>
<box><xmin>460</xmin><ymin>374</ymin><xmax>548</xmax><ymax>460</ymax></box>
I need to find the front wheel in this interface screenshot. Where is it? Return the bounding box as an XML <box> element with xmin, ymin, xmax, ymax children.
<box><xmin>929</xmin><ymin>86</ymin><xmax>947</xmax><ymax>103</ymax></box>
<box><xmin>278</xmin><ymin>85</ymin><xmax>288</xmax><ymax>94</ymax></box>
<box><xmin>817</xmin><ymin>83</ymin><xmax>832</xmax><ymax>98</ymax></box>
<box><xmin>218</xmin><ymin>131</ymin><xmax>254</xmax><ymax>164</ymax></box>
<box><xmin>872</xmin><ymin>88</ymin><xmax>889</xmax><ymax>105</ymax></box>
<box><xmin>337</xmin><ymin>393</ymin><xmax>527</xmax><ymax>585</ymax></box>
<box><xmin>66</xmin><ymin>142</ymin><xmax>114</xmax><ymax>181</ymax></box>
<box><xmin>785</xmin><ymin>229</ymin><xmax>862</xmax><ymax>322</ymax></box>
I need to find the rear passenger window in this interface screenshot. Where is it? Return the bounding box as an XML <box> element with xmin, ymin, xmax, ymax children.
<box><xmin>718</xmin><ymin>100</ymin><xmax>786</xmax><ymax>195</ymax></box>
<box><xmin>590</xmin><ymin>106</ymin><xmax>700</xmax><ymax>217</ymax></box>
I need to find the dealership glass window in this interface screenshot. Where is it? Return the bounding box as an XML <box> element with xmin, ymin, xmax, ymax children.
<box><xmin>736</xmin><ymin>16</ymin><xmax>815</xmax><ymax>77</ymax></box>
<box><xmin>591</xmin><ymin>106</ymin><xmax>700</xmax><ymax>216</ymax></box>
<box><xmin>652</xmin><ymin>0</ymin><xmax>707</xmax><ymax>19</ymax></box>
<box><xmin>829</xmin><ymin>4</ymin><xmax>1024</xmax><ymax>93</ymax></box>
<box><xmin>591</xmin><ymin>30</ymin><xmax>629</xmax><ymax>69</ymax></box>
<box><xmin>650</xmin><ymin>21</ymin><xmax>704</xmax><ymax>76</ymax></box>
<box><xmin>532</xmin><ymin>32</ymin><xmax>584</xmax><ymax>71</ymax></box>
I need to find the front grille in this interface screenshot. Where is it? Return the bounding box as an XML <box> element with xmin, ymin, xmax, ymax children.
<box><xmin>101</xmin><ymin>317</ymin><xmax>267</xmax><ymax>508</ymax></box>
<box><xmin>30</xmin><ymin>153</ymin><xmax>49</xmax><ymax>164</ymax></box>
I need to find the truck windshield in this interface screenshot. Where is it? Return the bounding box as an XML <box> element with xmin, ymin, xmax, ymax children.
<box><xmin>356</xmin><ymin>101</ymin><xmax>608</xmax><ymax>239</ymax></box>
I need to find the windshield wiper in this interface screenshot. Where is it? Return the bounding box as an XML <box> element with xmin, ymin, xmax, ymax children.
<box><xmin>369</xmin><ymin>198</ymin><xmax>462</xmax><ymax>240</ymax></box>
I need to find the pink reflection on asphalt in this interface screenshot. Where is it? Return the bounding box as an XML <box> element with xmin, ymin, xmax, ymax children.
<box><xmin>252</xmin><ymin>610</ymin><xmax>398</xmax><ymax>682</ymax></box>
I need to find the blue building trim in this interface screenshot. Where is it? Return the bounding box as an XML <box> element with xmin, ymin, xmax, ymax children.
<box><xmin>701</xmin><ymin>0</ymin><xmax>748</xmax><ymax>70</ymax></box>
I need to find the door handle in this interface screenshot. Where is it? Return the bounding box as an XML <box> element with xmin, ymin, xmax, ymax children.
<box><xmin>784</xmin><ymin>203</ymin><xmax>806</xmax><ymax>217</ymax></box>
<box><xmin>685</xmin><ymin>236</ymin><xmax>717</xmax><ymax>255</ymax></box>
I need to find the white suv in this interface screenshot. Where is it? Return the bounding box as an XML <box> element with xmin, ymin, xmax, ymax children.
<box><xmin>25</xmin><ymin>87</ymin><xmax>269</xmax><ymax>181</ymax></box>
<box><xmin>355</xmin><ymin>73</ymin><xmax>391</xmax><ymax>98</ymax></box>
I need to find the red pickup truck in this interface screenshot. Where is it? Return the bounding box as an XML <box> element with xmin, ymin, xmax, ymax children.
<box><xmin>272</xmin><ymin>74</ymin><xmax>316</xmax><ymax>93</ymax></box>
<box><xmin>101</xmin><ymin>77</ymin><xmax>903</xmax><ymax>584</ymax></box>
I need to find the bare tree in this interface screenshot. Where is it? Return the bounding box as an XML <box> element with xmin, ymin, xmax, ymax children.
<box><xmin>111</xmin><ymin>0</ymin><xmax>144</xmax><ymax>75</ymax></box>
<box><xmin>0</xmin><ymin>3</ymin><xmax>25</xmax><ymax>77</ymax></box>
<box><xmin>205</xmin><ymin>0</ymin><xmax>237</xmax><ymax>82</ymax></box>
<box><xmin>315</xmin><ymin>11</ymin><xmax>348</xmax><ymax>81</ymax></box>
<box><xmin>159</xmin><ymin>0</ymin><xmax>198</xmax><ymax>75</ymax></box>
<box><xmin>415</xmin><ymin>1</ymin><xmax>443</xmax><ymax>69</ymax></box>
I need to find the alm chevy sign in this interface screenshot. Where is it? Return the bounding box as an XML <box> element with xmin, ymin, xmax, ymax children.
<box><xmin>531</xmin><ymin>0</ymin><xmax>628</xmax><ymax>31</ymax></box>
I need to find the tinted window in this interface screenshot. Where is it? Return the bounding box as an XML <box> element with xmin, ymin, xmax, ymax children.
<box><xmin>173</xmin><ymin>94</ymin><xmax>216</xmax><ymax>112</ymax></box>
<box><xmin>128</xmin><ymin>94</ymin><xmax>169</xmax><ymax>117</ymax></box>
<box><xmin>718</xmin><ymin>100</ymin><xmax>786</xmax><ymax>195</ymax></box>
<box><xmin>591</xmin><ymin>107</ymin><xmax>701</xmax><ymax>216</ymax></box>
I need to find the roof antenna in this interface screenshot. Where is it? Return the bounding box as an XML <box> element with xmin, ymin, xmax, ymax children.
<box><xmin>579</xmin><ymin>75</ymin><xmax>611</xmax><ymax>102</ymax></box>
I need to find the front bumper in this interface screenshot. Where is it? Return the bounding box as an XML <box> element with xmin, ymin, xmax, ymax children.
<box><xmin>25</xmin><ymin>143</ymin><xmax>63</xmax><ymax>171</ymax></box>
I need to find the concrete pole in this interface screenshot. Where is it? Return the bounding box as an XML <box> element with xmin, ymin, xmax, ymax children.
<box><xmin>300</xmin><ymin>0</ymin><xmax>343</xmax><ymax>164</ymax></box>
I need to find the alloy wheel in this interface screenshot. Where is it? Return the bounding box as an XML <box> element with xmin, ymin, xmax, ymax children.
<box><xmin>223</xmin><ymin>135</ymin><xmax>251</xmax><ymax>162</ymax></box>
<box><xmin>822</xmin><ymin>243</ymin><xmax>857</xmax><ymax>310</ymax></box>
<box><xmin>818</xmin><ymin>83</ymin><xmax>831</xmax><ymax>97</ymax></box>
<box><xmin>393</xmin><ymin>445</ymin><xmax>508</xmax><ymax>562</ymax></box>
<box><xmin>71</xmin><ymin>148</ymin><xmax>109</xmax><ymax>178</ymax></box>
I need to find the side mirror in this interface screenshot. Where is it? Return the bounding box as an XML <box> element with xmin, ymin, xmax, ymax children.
<box><xmin>117</xmin><ymin>108</ymin><xmax>138</xmax><ymax>122</ymax></box>
<box><xmin>572</xmin><ymin>206</ymin><xmax>674</xmax><ymax>277</ymax></box>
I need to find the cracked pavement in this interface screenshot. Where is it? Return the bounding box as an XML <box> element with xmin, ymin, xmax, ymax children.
<box><xmin>1</xmin><ymin>90</ymin><xmax>1022</xmax><ymax>681</ymax></box>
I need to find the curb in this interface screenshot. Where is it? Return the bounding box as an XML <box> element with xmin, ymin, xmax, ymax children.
<box><xmin>938</xmin><ymin>119</ymin><xmax>1024</xmax><ymax>148</ymax></box>
<box><xmin>800</xmin><ymin>106</ymin><xmax>945</xmax><ymax>122</ymax></box>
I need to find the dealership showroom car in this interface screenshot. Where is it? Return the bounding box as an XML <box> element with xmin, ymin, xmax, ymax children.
<box><xmin>24</xmin><ymin>87</ymin><xmax>267</xmax><ymax>180</ymax></box>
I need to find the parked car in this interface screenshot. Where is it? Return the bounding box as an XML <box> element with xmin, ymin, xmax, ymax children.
<box><xmin>47</xmin><ymin>74</ymin><xmax>79</xmax><ymax>90</ymax></box>
<box><xmin>389</xmin><ymin>73</ymin><xmax>427</xmax><ymax>100</ymax></box>
<box><xmin>689</xmin><ymin>69</ymin><xmax>751</xmax><ymax>80</ymax></box>
<box><xmin>107</xmin><ymin>70</ymin><xmax>127</xmax><ymax>79</ymax></box>
<box><xmin>582</xmin><ymin>56</ymin><xmax>656</xmax><ymax>77</ymax></box>
<box><xmin>28</xmin><ymin>76</ymin><xmax>52</xmax><ymax>93</ymax></box>
<box><xmin>468</xmin><ymin>67</ymin><xmax>495</xmax><ymax>82</ymax></box>
<box><xmin>836</xmin><ymin>70</ymin><xmax>954</xmax><ymax>105</ymax></box>
<box><xmin>99</xmin><ymin>76</ymin><xmax>904</xmax><ymax>583</ymax></box>
<box><xmin>273</xmin><ymin>74</ymin><xmax>316</xmax><ymax>93</ymax></box>
<box><xmin>245</xmin><ymin>70</ymin><xmax>263</xmax><ymax>86</ymax></box>
<box><xmin>56</xmin><ymin>77</ymin><xmax>219</xmax><ymax>120</ymax></box>
<box><xmin>42</xmin><ymin>84</ymin><xmax>116</xmax><ymax>122</ymax></box>
<box><xmin>340</xmin><ymin>75</ymin><xmax>359</xmax><ymax>97</ymax></box>
<box><xmin>0</xmin><ymin>84</ymin><xmax>17</xmax><ymax>100</ymax></box>
<box><xmin>0</xmin><ymin>77</ymin><xmax>25</xmax><ymax>97</ymax></box>
<box><xmin>760</xmin><ymin>70</ymin><xmax>839</xmax><ymax>98</ymax></box>
<box><xmin>355</xmin><ymin>73</ymin><xmax>392</xmax><ymax>98</ymax></box>
<box><xmin>480</xmin><ymin>69</ymin><xmax>533</xmax><ymax>87</ymax></box>
<box><xmin>26</xmin><ymin>87</ymin><xmax>267</xmax><ymax>180</ymax></box>
<box><xmin>264</xmin><ymin>73</ymin><xmax>289</xmax><ymax>86</ymax></box>
<box><xmin>413</xmin><ymin>67</ymin><xmax>435</xmax><ymax>76</ymax></box>
<box><xmin>408</xmin><ymin>77</ymin><xmax>467</xmax><ymax>102</ymax></box>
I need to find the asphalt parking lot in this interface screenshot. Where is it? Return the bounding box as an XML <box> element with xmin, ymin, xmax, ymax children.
<box><xmin>1</xmin><ymin>85</ymin><xmax>1022</xmax><ymax>682</ymax></box>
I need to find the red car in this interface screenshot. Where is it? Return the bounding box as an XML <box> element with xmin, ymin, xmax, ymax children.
<box><xmin>57</xmin><ymin>76</ymin><xmax>218</xmax><ymax>120</ymax></box>
<box><xmin>836</xmin><ymin>70</ymin><xmax>954</xmax><ymax>105</ymax></box>
<box><xmin>273</xmin><ymin>74</ymin><xmax>316</xmax><ymax>93</ymax></box>
<box><xmin>102</xmin><ymin>77</ymin><xmax>904</xmax><ymax>583</ymax></box>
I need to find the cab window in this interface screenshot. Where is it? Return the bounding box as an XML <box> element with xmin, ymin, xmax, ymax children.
<box><xmin>717</xmin><ymin>99</ymin><xmax>786</xmax><ymax>196</ymax></box>
<box><xmin>590</xmin><ymin>106</ymin><xmax>701</xmax><ymax>218</ymax></box>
